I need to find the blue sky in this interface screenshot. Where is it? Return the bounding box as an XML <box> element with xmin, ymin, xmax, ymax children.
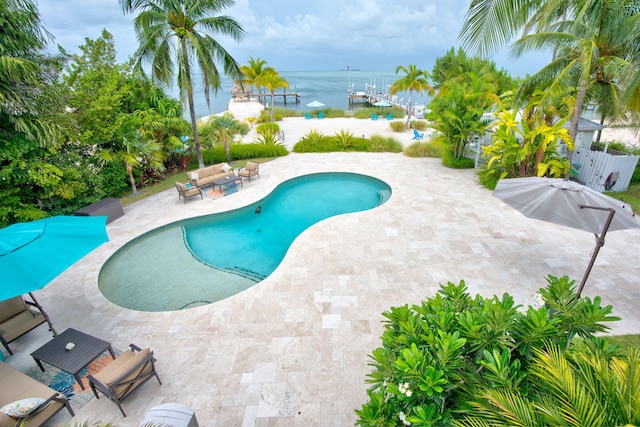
<box><xmin>39</xmin><ymin>0</ymin><xmax>550</xmax><ymax>76</ymax></box>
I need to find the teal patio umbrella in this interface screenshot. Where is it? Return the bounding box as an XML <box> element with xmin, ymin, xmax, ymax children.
<box><xmin>0</xmin><ymin>216</ymin><xmax>109</xmax><ymax>302</ymax></box>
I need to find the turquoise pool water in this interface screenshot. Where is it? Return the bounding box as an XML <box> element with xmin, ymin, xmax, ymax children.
<box><xmin>99</xmin><ymin>173</ymin><xmax>391</xmax><ymax>311</ymax></box>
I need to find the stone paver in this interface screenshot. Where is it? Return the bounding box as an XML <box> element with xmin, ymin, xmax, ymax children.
<box><xmin>5</xmin><ymin>152</ymin><xmax>640</xmax><ymax>426</ymax></box>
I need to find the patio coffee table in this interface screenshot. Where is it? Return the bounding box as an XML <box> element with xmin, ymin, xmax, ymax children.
<box><xmin>212</xmin><ymin>175</ymin><xmax>242</xmax><ymax>192</ymax></box>
<box><xmin>31</xmin><ymin>328</ymin><xmax>115</xmax><ymax>390</ymax></box>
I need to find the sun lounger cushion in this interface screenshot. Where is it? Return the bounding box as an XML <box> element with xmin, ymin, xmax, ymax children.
<box><xmin>0</xmin><ymin>361</ymin><xmax>74</xmax><ymax>427</ymax></box>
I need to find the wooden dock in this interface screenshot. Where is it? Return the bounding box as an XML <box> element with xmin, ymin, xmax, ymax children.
<box><xmin>243</xmin><ymin>92</ymin><xmax>301</xmax><ymax>105</ymax></box>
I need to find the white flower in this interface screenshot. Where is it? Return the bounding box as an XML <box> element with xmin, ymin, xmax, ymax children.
<box><xmin>398</xmin><ymin>411</ymin><xmax>411</xmax><ymax>426</ymax></box>
<box><xmin>398</xmin><ymin>382</ymin><xmax>412</xmax><ymax>397</ymax></box>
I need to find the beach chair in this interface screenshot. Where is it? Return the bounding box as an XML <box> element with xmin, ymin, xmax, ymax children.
<box><xmin>386</xmin><ymin>113</ymin><xmax>393</xmax><ymax>120</ymax></box>
<box><xmin>371</xmin><ymin>114</ymin><xmax>378</xmax><ymax>121</ymax></box>
<box><xmin>304</xmin><ymin>112</ymin><xmax>312</xmax><ymax>120</ymax></box>
<box><xmin>412</xmin><ymin>129</ymin><xmax>424</xmax><ymax>140</ymax></box>
<box><xmin>318</xmin><ymin>112</ymin><xmax>325</xmax><ymax>119</ymax></box>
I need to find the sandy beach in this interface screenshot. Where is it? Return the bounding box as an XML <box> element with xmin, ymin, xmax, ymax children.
<box><xmin>218</xmin><ymin>100</ymin><xmax>640</xmax><ymax>150</ymax></box>
<box><xmin>220</xmin><ymin>100</ymin><xmax>430</xmax><ymax>150</ymax></box>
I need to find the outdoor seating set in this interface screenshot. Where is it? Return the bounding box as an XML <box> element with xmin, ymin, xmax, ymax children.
<box><xmin>175</xmin><ymin>161</ymin><xmax>260</xmax><ymax>203</ymax></box>
<box><xmin>0</xmin><ymin>297</ymin><xmax>162</xmax><ymax>425</ymax></box>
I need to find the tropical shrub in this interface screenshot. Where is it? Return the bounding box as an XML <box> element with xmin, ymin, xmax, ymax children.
<box><xmin>482</xmin><ymin>108</ymin><xmax>574</xmax><ymax>180</ymax></box>
<box><xmin>390</xmin><ymin>121</ymin><xmax>406</xmax><ymax>132</ymax></box>
<box><xmin>404</xmin><ymin>141</ymin><xmax>443</xmax><ymax>158</ymax></box>
<box><xmin>442</xmin><ymin>152</ymin><xmax>475</xmax><ymax>168</ymax></box>
<box><xmin>369</xmin><ymin>135</ymin><xmax>403</xmax><ymax>153</ymax></box>
<box><xmin>354</xmin><ymin>107</ymin><xmax>404</xmax><ymax>120</ymax></box>
<box><xmin>293</xmin><ymin>130</ymin><xmax>400</xmax><ymax>153</ymax></box>
<box><xmin>356</xmin><ymin>275</ymin><xmax>625</xmax><ymax>426</ymax></box>
<box><xmin>201</xmin><ymin>145</ymin><xmax>287</xmax><ymax>164</ymax></box>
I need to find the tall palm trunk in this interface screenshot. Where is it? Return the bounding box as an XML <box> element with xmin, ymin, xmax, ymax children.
<box><xmin>406</xmin><ymin>90</ymin><xmax>413</xmax><ymax>128</ymax></box>
<box><xmin>270</xmin><ymin>91</ymin><xmax>275</xmax><ymax>121</ymax></box>
<box><xmin>125</xmin><ymin>163</ymin><xmax>138</xmax><ymax>194</ymax></box>
<box><xmin>565</xmin><ymin>79</ymin><xmax>588</xmax><ymax>179</ymax></box>
<box><xmin>180</xmin><ymin>42</ymin><xmax>205</xmax><ymax>169</ymax></box>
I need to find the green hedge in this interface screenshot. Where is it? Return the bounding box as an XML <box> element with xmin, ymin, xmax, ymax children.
<box><xmin>197</xmin><ymin>145</ymin><xmax>288</xmax><ymax>166</ymax></box>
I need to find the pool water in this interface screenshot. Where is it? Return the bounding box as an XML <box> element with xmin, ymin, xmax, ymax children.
<box><xmin>99</xmin><ymin>172</ymin><xmax>391</xmax><ymax>311</ymax></box>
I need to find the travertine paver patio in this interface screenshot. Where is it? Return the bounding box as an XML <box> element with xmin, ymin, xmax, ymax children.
<box><xmin>5</xmin><ymin>152</ymin><xmax>640</xmax><ymax>426</ymax></box>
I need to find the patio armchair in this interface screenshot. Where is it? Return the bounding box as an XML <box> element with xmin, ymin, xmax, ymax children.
<box><xmin>0</xmin><ymin>295</ymin><xmax>55</xmax><ymax>355</ymax></box>
<box><xmin>174</xmin><ymin>182</ymin><xmax>202</xmax><ymax>204</ymax></box>
<box><xmin>412</xmin><ymin>129</ymin><xmax>424</xmax><ymax>140</ymax></box>
<box><xmin>87</xmin><ymin>344</ymin><xmax>161</xmax><ymax>417</ymax></box>
<box><xmin>238</xmin><ymin>161</ymin><xmax>260</xmax><ymax>183</ymax></box>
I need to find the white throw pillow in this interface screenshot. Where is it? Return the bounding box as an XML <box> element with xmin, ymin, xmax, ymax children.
<box><xmin>1</xmin><ymin>397</ymin><xmax>46</xmax><ymax>418</ymax></box>
<box><xmin>190</xmin><ymin>172</ymin><xmax>200</xmax><ymax>181</ymax></box>
<box><xmin>221</xmin><ymin>163</ymin><xmax>232</xmax><ymax>172</ymax></box>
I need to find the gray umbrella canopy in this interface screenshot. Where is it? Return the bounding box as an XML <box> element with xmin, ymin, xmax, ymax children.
<box><xmin>493</xmin><ymin>177</ymin><xmax>639</xmax><ymax>296</ymax></box>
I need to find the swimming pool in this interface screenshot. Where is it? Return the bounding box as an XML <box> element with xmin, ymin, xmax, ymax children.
<box><xmin>98</xmin><ymin>172</ymin><xmax>391</xmax><ymax>311</ymax></box>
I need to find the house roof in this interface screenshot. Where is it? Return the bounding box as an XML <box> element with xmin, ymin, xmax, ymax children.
<box><xmin>563</xmin><ymin>117</ymin><xmax>605</xmax><ymax>132</ymax></box>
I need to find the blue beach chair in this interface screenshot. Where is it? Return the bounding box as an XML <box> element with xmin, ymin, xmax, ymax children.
<box><xmin>304</xmin><ymin>112</ymin><xmax>312</xmax><ymax>120</ymax></box>
<box><xmin>371</xmin><ymin>114</ymin><xmax>378</xmax><ymax>121</ymax></box>
<box><xmin>412</xmin><ymin>129</ymin><xmax>424</xmax><ymax>140</ymax></box>
<box><xmin>318</xmin><ymin>112</ymin><xmax>325</xmax><ymax>119</ymax></box>
<box><xmin>386</xmin><ymin>113</ymin><xmax>393</xmax><ymax>120</ymax></box>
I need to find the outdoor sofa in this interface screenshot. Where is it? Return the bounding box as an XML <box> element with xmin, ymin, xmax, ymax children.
<box><xmin>186</xmin><ymin>162</ymin><xmax>234</xmax><ymax>188</ymax></box>
<box><xmin>0</xmin><ymin>361</ymin><xmax>74</xmax><ymax>427</ymax></box>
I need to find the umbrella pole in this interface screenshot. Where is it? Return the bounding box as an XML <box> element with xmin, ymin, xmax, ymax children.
<box><xmin>28</xmin><ymin>292</ymin><xmax>58</xmax><ymax>336</ymax></box>
<box><xmin>576</xmin><ymin>207</ymin><xmax>616</xmax><ymax>297</ymax></box>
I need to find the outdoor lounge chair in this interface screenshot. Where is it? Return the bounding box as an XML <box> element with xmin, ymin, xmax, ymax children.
<box><xmin>412</xmin><ymin>129</ymin><xmax>424</xmax><ymax>140</ymax></box>
<box><xmin>238</xmin><ymin>161</ymin><xmax>260</xmax><ymax>182</ymax></box>
<box><xmin>174</xmin><ymin>182</ymin><xmax>202</xmax><ymax>204</ymax></box>
<box><xmin>317</xmin><ymin>112</ymin><xmax>325</xmax><ymax>119</ymax></box>
<box><xmin>371</xmin><ymin>113</ymin><xmax>379</xmax><ymax>120</ymax></box>
<box><xmin>386</xmin><ymin>113</ymin><xmax>393</xmax><ymax>120</ymax></box>
<box><xmin>87</xmin><ymin>344</ymin><xmax>161</xmax><ymax>417</ymax></box>
<box><xmin>0</xmin><ymin>295</ymin><xmax>55</xmax><ymax>355</ymax></box>
<box><xmin>304</xmin><ymin>112</ymin><xmax>312</xmax><ymax>120</ymax></box>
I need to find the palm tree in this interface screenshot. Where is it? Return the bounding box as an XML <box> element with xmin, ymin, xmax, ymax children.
<box><xmin>459</xmin><ymin>0</ymin><xmax>640</xmax><ymax>175</ymax></box>
<box><xmin>510</xmin><ymin>1</ymin><xmax>640</xmax><ymax>170</ymax></box>
<box><xmin>258</xmin><ymin>68</ymin><xmax>289</xmax><ymax>122</ymax></box>
<box><xmin>240</xmin><ymin>56</ymin><xmax>269</xmax><ymax>96</ymax></box>
<box><xmin>99</xmin><ymin>137</ymin><xmax>165</xmax><ymax>194</ymax></box>
<box><xmin>389</xmin><ymin>64</ymin><xmax>435</xmax><ymax>127</ymax></box>
<box><xmin>118</xmin><ymin>0</ymin><xmax>245</xmax><ymax>169</ymax></box>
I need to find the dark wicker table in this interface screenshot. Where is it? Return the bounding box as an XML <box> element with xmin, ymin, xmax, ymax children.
<box><xmin>31</xmin><ymin>328</ymin><xmax>115</xmax><ymax>390</ymax></box>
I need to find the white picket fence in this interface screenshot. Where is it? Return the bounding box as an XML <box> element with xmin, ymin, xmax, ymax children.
<box><xmin>572</xmin><ymin>149</ymin><xmax>639</xmax><ymax>192</ymax></box>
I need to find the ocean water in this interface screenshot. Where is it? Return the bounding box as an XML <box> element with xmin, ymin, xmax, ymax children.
<box><xmin>167</xmin><ymin>70</ymin><xmax>432</xmax><ymax>119</ymax></box>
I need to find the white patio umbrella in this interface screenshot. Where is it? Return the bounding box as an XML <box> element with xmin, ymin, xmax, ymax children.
<box><xmin>493</xmin><ymin>177</ymin><xmax>639</xmax><ymax>296</ymax></box>
<box><xmin>306</xmin><ymin>100</ymin><xmax>325</xmax><ymax>108</ymax></box>
<box><xmin>373</xmin><ymin>100</ymin><xmax>392</xmax><ymax>107</ymax></box>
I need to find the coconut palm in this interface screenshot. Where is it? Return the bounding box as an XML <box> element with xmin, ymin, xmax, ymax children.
<box><xmin>510</xmin><ymin>1</ymin><xmax>640</xmax><ymax>169</ymax></box>
<box><xmin>258</xmin><ymin>68</ymin><xmax>289</xmax><ymax>122</ymax></box>
<box><xmin>459</xmin><ymin>0</ymin><xmax>640</xmax><ymax>173</ymax></box>
<box><xmin>240</xmin><ymin>56</ymin><xmax>269</xmax><ymax>96</ymax></box>
<box><xmin>389</xmin><ymin>64</ymin><xmax>435</xmax><ymax>127</ymax></box>
<box><xmin>118</xmin><ymin>0</ymin><xmax>245</xmax><ymax>169</ymax></box>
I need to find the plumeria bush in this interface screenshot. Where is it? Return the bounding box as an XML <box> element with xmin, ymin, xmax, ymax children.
<box><xmin>354</xmin><ymin>275</ymin><xmax>640</xmax><ymax>426</ymax></box>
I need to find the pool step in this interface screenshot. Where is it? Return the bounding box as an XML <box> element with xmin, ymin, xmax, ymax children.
<box><xmin>225</xmin><ymin>266</ymin><xmax>266</xmax><ymax>282</ymax></box>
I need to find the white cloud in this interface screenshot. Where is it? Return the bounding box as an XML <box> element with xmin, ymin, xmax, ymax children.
<box><xmin>38</xmin><ymin>0</ymin><xmax>547</xmax><ymax>75</ymax></box>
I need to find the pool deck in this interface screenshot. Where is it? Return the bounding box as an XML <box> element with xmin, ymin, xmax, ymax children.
<box><xmin>5</xmin><ymin>152</ymin><xmax>640</xmax><ymax>426</ymax></box>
